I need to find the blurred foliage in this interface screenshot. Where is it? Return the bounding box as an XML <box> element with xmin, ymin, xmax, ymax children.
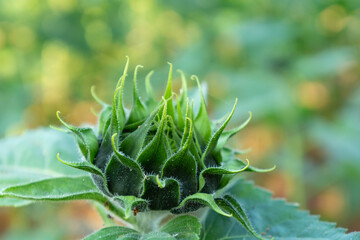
<box><xmin>0</xmin><ymin>201</ymin><xmax>103</xmax><ymax>240</ymax></box>
<box><xmin>0</xmin><ymin>0</ymin><xmax>359</xmax><ymax>238</ymax></box>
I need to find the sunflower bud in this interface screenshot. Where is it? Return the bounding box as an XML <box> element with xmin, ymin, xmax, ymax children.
<box><xmin>56</xmin><ymin>57</ymin><xmax>274</xmax><ymax>237</ymax></box>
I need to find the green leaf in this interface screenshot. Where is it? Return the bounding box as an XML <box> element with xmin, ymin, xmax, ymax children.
<box><xmin>0</xmin><ymin>176</ymin><xmax>105</xmax><ymax>201</ymax></box>
<box><xmin>97</xmin><ymin>105</ymin><xmax>112</xmax><ymax>137</ymax></box>
<box><xmin>137</xmin><ymin>102</ymin><xmax>168</xmax><ymax>173</ymax></box>
<box><xmin>141</xmin><ymin>232</ymin><xmax>175</xmax><ymax>240</ymax></box>
<box><xmin>56</xmin><ymin>111</ymin><xmax>99</xmax><ymax>163</ymax></box>
<box><xmin>93</xmin><ymin>132</ymin><xmax>113</xmax><ymax>171</ymax></box>
<box><xmin>198</xmin><ymin>160</ymin><xmax>249</xmax><ymax>192</ymax></box>
<box><xmin>0</xmin><ymin>128</ymin><xmax>86</xmax><ymax>206</ymax></box>
<box><xmin>110</xmin><ymin>86</ymin><xmax>122</xmax><ymax>135</ymax></box>
<box><xmin>221</xmin><ymin>148</ymin><xmax>275</xmax><ymax>173</ymax></box>
<box><xmin>232</xmin><ymin>158</ymin><xmax>275</xmax><ymax>173</ymax></box>
<box><xmin>57</xmin><ymin>153</ymin><xmax>105</xmax><ymax>178</ymax></box>
<box><xmin>174</xmin><ymin>233</ymin><xmax>199</xmax><ymax>240</ymax></box>
<box><xmin>119</xmin><ymin>105</ymin><xmax>161</xmax><ymax>159</ymax></box>
<box><xmin>105</xmin><ymin>155</ymin><xmax>144</xmax><ymax>197</ymax></box>
<box><xmin>93</xmin><ymin>78</ymin><xmax>127</xmax><ymax>171</ymax></box>
<box><xmin>84</xmin><ymin>226</ymin><xmax>138</xmax><ymax>240</ymax></box>
<box><xmin>57</xmin><ymin>152</ymin><xmax>112</xmax><ymax>196</ymax></box>
<box><xmin>177</xmin><ymin>69</ymin><xmax>188</xmax><ymax>114</ymax></box>
<box><xmin>164</xmin><ymin>62</ymin><xmax>175</xmax><ymax>119</ymax></box>
<box><xmin>86</xmin><ymin>225</ymin><xmax>198</xmax><ymax>240</ymax></box>
<box><xmin>201</xmin><ymin>99</ymin><xmax>237</xmax><ymax>167</ymax></box>
<box><xmin>215</xmin><ymin>195</ymin><xmax>266</xmax><ymax>240</ymax></box>
<box><xmin>166</xmin><ymin>115</ymin><xmax>182</xmax><ymax>150</ymax></box>
<box><xmin>162</xmin><ymin>118</ymin><xmax>197</xmax><ymax>198</ymax></box>
<box><xmin>90</xmin><ymin>86</ymin><xmax>112</xmax><ymax>136</ymax></box>
<box><xmin>108</xmin><ymin>56</ymin><xmax>129</xmax><ymax>138</ymax></box>
<box><xmin>192</xmin><ymin>75</ymin><xmax>211</xmax><ymax>145</ymax></box>
<box><xmin>112</xmin><ymin>133</ymin><xmax>144</xmax><ymax>175</ymax></box>
<box><xmin>115</xmin><ymin>56</ymin><xmax>129</xmax><ymax>132</ymax></box>
<box><xmin>104</xmin><ymin>133</ymin><xmax>145</xmax><ymax>196</ymax></box>
<box><xmin>201</xmin><ymin>179</ymin><xmax>360</xmax><ymax>240</ymax></box>
<box><xmin>160</xmin><ymin>215</ymin><xmax>201</xmax><ymax>240</ymax></box>
<box><xmin>116</xmin><ymin>232</ymin><xmax>177</xmax><ymax>240</ymax></box>
<box><xmin>172</xmin><ymin>193</ymin><xmax>231</xmax><ymax>217</ymax></box>
<box><xmin>215</xmin><ymin>112</ymin><xmax>252</xmax><ymax>152</ymax></box>
<box><xmin>141</xmin><ymin>176</ymin><xmax>180</xmax><ymax>210</ymax></box>
<box><xmin>117</xmin><ymin>233</ymin><xmax>140</xmax><ymax>240</ymax></box>
<box><xmin>127</xmin><ymin>65</ymin><xmax>149</xmax><ymax>125</ymax></box>
<box><xmin>0</xmin><ymin>175</ymin><xmax>127</xmax><ymax>220</ymax></box>
<box><xmin>175</xmin><ymin>95</ymin><xmax>185</xmax><ymax>131</ymax></box>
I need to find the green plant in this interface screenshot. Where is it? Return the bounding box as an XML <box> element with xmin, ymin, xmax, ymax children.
<box><xmin>56</xmin><ymin>57</ymin><xmax>274</xmax><ymax>239</ymax></box>
<box><xmin>0</xmin><ymin>58</ymin><xmax>359</xmax><ymax>240</ymax></box>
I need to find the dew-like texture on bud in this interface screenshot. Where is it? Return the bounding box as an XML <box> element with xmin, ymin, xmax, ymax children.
<box><xmin>56</xmin><ymin>58</ymin><xmax>274</xmax><ymax>216</ymax></box>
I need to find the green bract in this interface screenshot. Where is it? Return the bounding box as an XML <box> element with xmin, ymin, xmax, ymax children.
<box><xmin>56</xmin><ymin>57</ymin><xmax>274</xmax><ymax>239</ymax></box>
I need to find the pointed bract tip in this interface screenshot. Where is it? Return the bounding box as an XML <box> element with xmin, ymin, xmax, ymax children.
<box><xmin>232</xmin><ymin>98</ymin><xmax>238</xmax><ymax>111</ymax></box>
<box><xmin>167</xmin><ymin>62</ymin><xmax>173</xmax><ymax>79</ymax></box>
<box><xmin>164</xmin><ymin>63</ymin><xmax>173</xmax><ymax>99</ymax></box>
<box><xmin>116</xmin><ymin>56</ymin><xmax>130</xmax><ymax>88</ymax></box>
<box><xmin>124</xmin><ymin>56</ymin><xmax>130</xmax><ymax>69</ymax></box>
<box><xmin>145</xmin><ymin>70</ymin><xmax>154</xmax><ymax>83</ymax></box>
<box><xmin>133</xmin><ymin>65</ymin><xmax>144</xmax><ymax>94</ymax></box>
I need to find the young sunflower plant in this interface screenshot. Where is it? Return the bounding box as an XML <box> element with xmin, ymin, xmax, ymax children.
<box><xmin>56</xmin><ymin>57</ymin><xmax>274</xmax><ymax>240</ymax></box>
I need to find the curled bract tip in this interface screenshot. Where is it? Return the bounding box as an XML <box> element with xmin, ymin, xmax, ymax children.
<box><xmin>191</xmin><ymin>75</ymin><xmax>198</xmax><ymax>81</ymax></box>
<box><xmin>244</xmin><ymin>158</ymin><xmax>250</xmax><ymax>169</ymax></box>
<box><xmin>156</xmin><ymin>175</ymin><xmax>165</xmax><ymax>188</ymax></box>
<box><xmin>56</xmin><ymin>111</ymin><xmax>73</xmax><ymax>130</ymax></box>
<box><xmin>110</xmin><ymin>133</ymin><xmax>118</xmax><ymax>151</ymax></box>
<box><xmin>91</xmin><ymin>86</ymin><xmax>107</xmax><ymax>106</ymax></box>
<box><xmin>56</xmin><ymin>153</ymin><xmax>64</xmax><ymax>164</ymax></box>
<box><xmin>269</xmin><ymin>165</ymin><xmax>277</xmax><ymax>171</ymax></box>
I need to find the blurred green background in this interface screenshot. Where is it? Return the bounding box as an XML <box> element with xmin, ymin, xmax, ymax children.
<box><xmin>0</xmin><ymin>0</ymin><xmax>359</xmax><ymax>238</ymax></box>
